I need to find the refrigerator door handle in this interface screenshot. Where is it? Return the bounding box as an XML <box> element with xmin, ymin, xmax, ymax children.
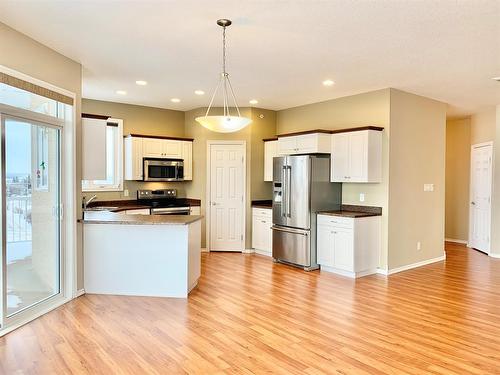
<box><xmin>281</xmin><ymin>166</ymin><xmax>287</xmax><ymax>217</ymax></box>
<box><xmin>272</xmin><ymin>226</ymin><xmax>309</xmax><ymax>236</ymax></box>
<box><xmin>286</xmin><ymin>165</ymin><xmax>292</xmax><ymax>217</ymax></box>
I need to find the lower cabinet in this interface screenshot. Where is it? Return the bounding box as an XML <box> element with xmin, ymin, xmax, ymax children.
<box><xmin>252</xmin><ymin>208</ymin><xmax>272</xmax><ymax>256</ymax></box>
<box><xmin>317</xmin><ymin>214</ymin><xmax>380</xmax><ymax>277</ymax></box>
<box><xmin>190</xmin><ymin>206</ymin><xmax>201</xmax><ymax>215</ymax></box>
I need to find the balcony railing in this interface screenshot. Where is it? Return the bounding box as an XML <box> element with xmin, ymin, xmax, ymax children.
<box><xmin>6</xmin><ymin>181</ymin><xmax>32</xmax><ymax>243</ymax></box>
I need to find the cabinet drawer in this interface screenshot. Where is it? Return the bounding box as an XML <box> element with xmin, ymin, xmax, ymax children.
<box><xmin>317</xmin><ymin>214</ymin><xmax>354</xmax><ymax>228</ymax></box>
<box><xmin>253</xmin><ymin>208</ymin><xmax>272</xmax><ymax>218</ymax></box>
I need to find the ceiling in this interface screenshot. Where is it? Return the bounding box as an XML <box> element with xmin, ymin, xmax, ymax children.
<box><xmin>0</xmin><ymin>0</ymin><xmax>499</xmax><ymax>116</ymax></box>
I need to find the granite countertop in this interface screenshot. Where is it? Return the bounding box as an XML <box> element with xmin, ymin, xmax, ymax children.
<box><xmin>251</xmin><ymin>200</ymin><xmax>272</xmax><ymax>208</ymax></box>
<box><xmin>318</xmin><ymin>204</ymin><xmax>382</xmax><ymax>218</ymax></box>
<box><xmin>87</xmin><ymin>198</ymin><xmax>201</xmax><ymax>212</ymax></box>
<box><xmin>79</xmin><ymin>211</ymin><xmax>203</xmax><ymax>225</ymax></box>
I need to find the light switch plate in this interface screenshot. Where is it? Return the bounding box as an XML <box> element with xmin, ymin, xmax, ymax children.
<box><xmin>123</xmin><ymin>189</ymin><xmax>129</xmax><ymax>197</ymax></box>
<box><xmin>423</xmin><ymin>184</ymin><xmax>434</xmax><ymax>192</ymax></box>
<box><xmin>359</xmin><ymin>193</ymin><xmax>365</xmax><ymax>202</ymax></box>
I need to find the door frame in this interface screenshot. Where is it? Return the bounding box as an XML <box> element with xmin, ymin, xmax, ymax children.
<box><xmin>206</xmin><ymin>140</ymin><xmax>246</xmax><ymax>252</ymax></box>
<box><xmin>468</xmin><ymin>141</ymin><xmax>493</xmax><ymax>254</ymax></box>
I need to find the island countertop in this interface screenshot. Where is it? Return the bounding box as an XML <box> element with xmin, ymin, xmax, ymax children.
<box><xmin>79</xmin><ymin>211</ymin><xmax>203</xmax><ymax>225</ymax></box>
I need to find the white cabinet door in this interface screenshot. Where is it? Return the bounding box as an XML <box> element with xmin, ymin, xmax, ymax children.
<box><xmin>317</xmin><ymin>224</ymin><xmax>335</xmax><ymax>267</ymax></box>
<box><xmin>264</xmin><ymin>140</ymin><xmax>278</xmax><ymax>181</ymax></box>
<box><xmin>124</xmin><ymin>137</ymin><xmax>144</xmax><ymax>180</ymax></box>
<box><xmin>295</xmin><ymin>134</ymin><xmax>318</xmax><ymax>153</ymax></box>
<box><xmin>164</xmin><ymin>140</ymin><xmax>182</xmax><ymax>158</ymax></box>
<box><xmin>252</xmin><ymin>215</ymin><xmax>265</xmax><ymax>250</ymax></box>
<box><xmin>331</xmin><ymin>133</ymin><xmax>350</xmax><ymax>182</ymax></box>
<box><xmin>348</xmin><ymin>132</ymin><xmax>367</xmax><ymax>182</ymax></box>
<box><xmin>333</xmin><ymin>228</ymin><xmax>354</xmax><ymax>271</ymax></box>
<box><xmin>143</xmin><ymin>138</ymin><xmax>164</xmax><ymax>157</ymax></box>
<box><xmin>278</xmin><ymin>137</ymin><xmax>297</xmax><ymax>155</ymax></box>
<box><xmin>182</xmin><ymin>141</ymin><xmax>193</xmax><ymax>180</ymax></box>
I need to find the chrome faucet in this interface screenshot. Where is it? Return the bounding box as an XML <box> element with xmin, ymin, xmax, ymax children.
<box><xmin>82</xmin><ymin>194</ymin><xmax>98</xmax><ymax>210</ymax></box>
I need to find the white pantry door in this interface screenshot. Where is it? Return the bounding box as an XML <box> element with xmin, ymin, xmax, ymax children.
<box><xmin>208</xmin><ymin>142</ymin><xmax>245</xmax><ymax>252</ymax></box>
<box><xmin>469</xmin><ymin>143</ymin><xmax>493</xmax><ymax>254</ymax></box>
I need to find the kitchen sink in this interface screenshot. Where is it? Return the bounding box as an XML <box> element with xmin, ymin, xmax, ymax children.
<box><xmin>84</xmin><ymin>206</ymin><xmax>119</xmax><ymax>212</ymax></box>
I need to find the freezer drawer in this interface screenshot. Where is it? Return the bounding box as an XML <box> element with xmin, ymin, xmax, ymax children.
<box><xmin>272</xmin><ymin>225</ymin><xmax>311</xmax><ymax>268</ymax></box>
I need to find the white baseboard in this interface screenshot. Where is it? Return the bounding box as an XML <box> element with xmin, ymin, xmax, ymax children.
<box><xmin>254</xmin><ymin>249</ymin><xmax>272</xmax><ymax>257</ymax></box>
<box><xmin>321</xmin><ymin>265</ymin><xmax>377</xmax><ymax>278</ymax></box>
<box><xmin>445</xmin><ymin>238</ymin><xmax>468</xmax><ymax>245</ymax></box>
<box><xmin>490</xmin><ymin>253</ymin><xmax>500</xmax><ymax>259</ymax></box>
<box><xmin>76</xmin><ymin>289</ymin><xmax>85</xmax><ymax>297</ymax></box>
<box><xmin>201</xmin><ymin>247</ymin><xmax>209</xmax><ymax>253</ymax></box>
<box><xmin>381</xmin><ymin>254</ymin><xmax>446</xmax><ymax>275</ymax></box>
<box><xmin>242</xmin><ymin>248</ymin><xmax>255</xmax><ymax>254</ymax></box>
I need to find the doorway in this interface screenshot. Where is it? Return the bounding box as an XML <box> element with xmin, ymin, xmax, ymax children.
<box><xmin>469</xmin><ymin>142</ymin><xmax>493</xmax><ymax>254</ymax></box>
<box><xmin>206</xmin><ymin>141</ymin><xmax>246</xmax><ymax>252</ymax></box>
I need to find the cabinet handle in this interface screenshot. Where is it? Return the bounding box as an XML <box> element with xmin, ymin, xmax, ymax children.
<box><xmin>261</xmin><ymin>220</ymin><xmax>266</xmax><ymax>223</ymax></box>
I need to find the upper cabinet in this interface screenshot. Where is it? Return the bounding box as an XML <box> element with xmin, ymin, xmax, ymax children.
<box><xmin>264</xmin><ymin>139</ymin><xmax>278</xmax><ymax>181</ymax></box>
<box><xmin>278</xmin><ymin>132</ymin><xmax>331</xmax><ymax>155</ymax></box>
<box><xmin>143</xmin><ymin>138</ymin><xmax>182</xmax><ymax>158</ymax></box>
<box><xmin>124</xmin><ymin>135</ymin><xmax>193</xmax><ymax>181</ymax></box>
<box><xmin>331</xmin><ymin>129</ymin><xmax>382</xmax><ymax>183</ymax></box>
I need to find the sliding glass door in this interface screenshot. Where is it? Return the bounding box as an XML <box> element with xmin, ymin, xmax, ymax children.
<box><xmin>2</xmin><ymin>116</ymin><xmax>61</xmax><ymax>319</ymax></box>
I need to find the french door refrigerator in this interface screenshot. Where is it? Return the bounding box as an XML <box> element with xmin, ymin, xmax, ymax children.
<box><xmin>272</xmin><ymin>155</ymin><xmax>342</xmax><ymax>270</ymax></box>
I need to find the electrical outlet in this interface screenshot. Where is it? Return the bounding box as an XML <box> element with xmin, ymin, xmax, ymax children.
<box><xmin>423</xmin><ymin>184</ymin><xmax>434</xmax><ymax>192</ymax></box>
<box><xmin>359</xmin><ymin>193</ymin><xmax>365</xmax><ymax>202</ymax></box>
<box><xmin>417</xmin><ymin>241</ymin><xmax>422</xmax><ymax>251</ymax></box>
<box><xmin>123</xmin><ymin>189</ymin><xmax>129</xmax><ymax>197</ymax></box>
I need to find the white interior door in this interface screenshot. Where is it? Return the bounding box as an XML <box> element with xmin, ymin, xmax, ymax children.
<box><xmin>208</xmin><ymin>142</ymin><xmax>245</xmax><ymax>252</ymax></box>
<box><xmin>469</xmin><ymin>143</ymin><xmax>493</xmax><ymax>254</ymax></box>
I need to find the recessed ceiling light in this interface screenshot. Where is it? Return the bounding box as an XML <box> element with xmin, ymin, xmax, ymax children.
<box><xmin>249</xmin><ymin>99</ymin><xmax>258</xmax><ymax>105</ymax></box>
<box><xmin>116</xmin><ymin>90</ymin><xmax>127</xmax><ymax>95</ymax></box>
<box><xmin>194</xmin><ymin>90</ymin><xmax>205</xmax><ymax>95</ymax></box>
<box><xmin>322</xmin><ymin>79</ymin><xmax>335</xmax><ymax>86</ymax></box>
<box><xmin>135</xmin><ymin>80</ymin><xmax>147</xmax><ymax>86</ymax></box>
<box><xmin>492</xmin><ymin>76</ymin><xmax>500</xmax><ymax>82</ymax></box>
<box><xmin>170</xmin><ymin>98</ymin><xmax>181</xmax><ymax>103</ymax></box>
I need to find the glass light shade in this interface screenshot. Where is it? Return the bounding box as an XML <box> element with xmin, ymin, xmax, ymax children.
<box><xmin>195</xmin><ymin>115</ymin><xmax>252</xmax><ymax>133</ymax></box>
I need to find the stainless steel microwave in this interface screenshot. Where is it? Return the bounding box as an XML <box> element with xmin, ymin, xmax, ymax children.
<box><xmin>143</xmin><ymin>158</ymin><xmax>184</xmax><ymax>181</ymax></box>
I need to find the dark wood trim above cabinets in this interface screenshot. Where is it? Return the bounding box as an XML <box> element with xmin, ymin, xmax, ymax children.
<box><xmin>275</xmin><ymin>126</ymin><xmax>384</xmax><ymax>139</ymax></box>
<box><xmin>82</xmin><ymin>113</ymin><xmax>110</xmax><ymax>120</ymax></box>
<box><xmin>125</xmin><ymin>133</ymin><xmax>194</xmax><ymax>142</ymax></box>
<box><xmin>329</xmin><ymin>126</ymin><xmax>384</xmax><ymax>134</ymax></box>
<box><xmin>276</xmin><ymin>129</ymin><xmax>333</xmax><ymax>138</ymax></box>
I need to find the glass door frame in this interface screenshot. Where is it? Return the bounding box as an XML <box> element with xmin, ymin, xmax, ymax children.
<box><xmin>0</xmin><ymin>104</ymin><xmax>72</xmax><ymax>333</ymax></box>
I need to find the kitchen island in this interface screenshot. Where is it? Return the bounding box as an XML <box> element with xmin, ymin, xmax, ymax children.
<box><xmin>80</xmin><ymin>211</ymin><xmax>202</xmax><ymax>298</ymax></box>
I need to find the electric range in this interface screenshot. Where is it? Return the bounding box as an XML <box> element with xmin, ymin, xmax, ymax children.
<box><xmin>137</xmin><ymin>189</ymin><xmax>191</xmax><ymax>215</ymax></box>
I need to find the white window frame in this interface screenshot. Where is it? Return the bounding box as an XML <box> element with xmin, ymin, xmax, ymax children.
<box><xmin>82</xmin><ymin>118</ymin><xmax>123</xmax><ymax>192</ymax></box>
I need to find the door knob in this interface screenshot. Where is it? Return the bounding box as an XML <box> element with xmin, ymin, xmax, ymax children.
<box><xmin>471</xmin><ymin>202</ymin><xmax>476</xmax><ymax>205</ymax></box>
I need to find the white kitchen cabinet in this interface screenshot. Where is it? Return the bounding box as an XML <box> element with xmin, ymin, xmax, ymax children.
<box><xmin>317</xmin><ymin>214</ymin><xmax>380</xmax><ymax>278</ymax></box>
<box><xmin>182</xmin><ymin>141</ymin><xmax>193</xmax><ymax>181</ymax></box>
<box><xmin>124</xmin><ymin>208</ymin><xmax>150</xmax><ymax>215</ymax></box>
<box><xmin>190</xmin><ymin>206</ymin><xmax>201</xmax><ymax>215</ymax></box>
<box><xmin>331</xmin><ymin>129</ymin><xmax>382</xmax><ymax>183</ymax></box>
<box><xmin>143</xmin><ymin>138</ymin><xmax>182</xmax><ymax>158</ymax></box>
<box><xmin>278</xmin><ymin>132</ymin><xmax>331</xmax><ymax>155</ymax></box>
<box><xmin>264</xmin><ymin>140</ymin><xmax>278</xmax><ymax>181</ymax></box>
<box><xmin>124</xmin><ymin>136</ymin><xmax>144</xmax><ymax>180</ymax></box>
<box><xmin>252</xmin><ymin>207</ymin><xmax>272</xmax><ymax>256</ymax></box>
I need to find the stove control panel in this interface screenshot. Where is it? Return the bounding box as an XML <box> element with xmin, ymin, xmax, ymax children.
<box><xmin>137</xmin><ymin>189</ymin><xmax>177</xmax><ymax>200</ymax></box>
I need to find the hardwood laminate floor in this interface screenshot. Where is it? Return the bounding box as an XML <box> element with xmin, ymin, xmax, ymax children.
<box><xmin>1</xmin><ymin>243</ymin><xmax>500</xmax><ymax>374</ymax></box>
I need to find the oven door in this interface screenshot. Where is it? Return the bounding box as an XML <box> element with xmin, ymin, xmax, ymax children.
<box><xmin>144</xmin><ymin>159</ymin><xmax>183</xmax><ymax>181</ymax></box>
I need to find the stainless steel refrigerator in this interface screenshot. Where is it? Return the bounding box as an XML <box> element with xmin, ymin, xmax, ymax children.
<box><xmin>272</xmin><ymin>155</ymin><xmax>342</xmax><ymax>270</ymax></box>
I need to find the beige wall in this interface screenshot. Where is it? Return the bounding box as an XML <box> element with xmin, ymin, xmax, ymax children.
<box><xmin>81</xmin><ymin>99</ymin><xmax>186</xmax><ymax>201</ymax></box>
<box><xmin>490</xmin><ymin>105</ymin><xmax>500</xmax><ymax>256</ymax></box>
<box><xmin>445</xmin><ymin>118</ymin><xmax>471</xmax><ymax>241</ymax></box>
<box><xmin>0</xmin><ymin>22</ymin><xmax>84</xmax><ymax>289</ymax></box>
<box><xmin>388</xmin><ymin>89</ymin><xmax>447</xmax><ymax>269</ymax></box>
<box><xmin>277</xmin><ymin>89</ymin><xmax>391</xmax><ymax>268</ymax></box>
<box><xmin>471</xmin><ymin>107</ymin><xmax>496</xmax><ymax>144</ymax></box>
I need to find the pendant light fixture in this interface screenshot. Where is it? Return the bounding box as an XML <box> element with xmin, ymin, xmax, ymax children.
<box><xmin>195</xmin><ymin>19</ymin><xmax>252</xmax><ymax>133</ymax></box>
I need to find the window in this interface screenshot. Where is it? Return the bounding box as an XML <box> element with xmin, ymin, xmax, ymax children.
<box><xmin>82</xmin><ymin>119</ymin><xmax>123</xmax><ymax>191</ymax></box>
